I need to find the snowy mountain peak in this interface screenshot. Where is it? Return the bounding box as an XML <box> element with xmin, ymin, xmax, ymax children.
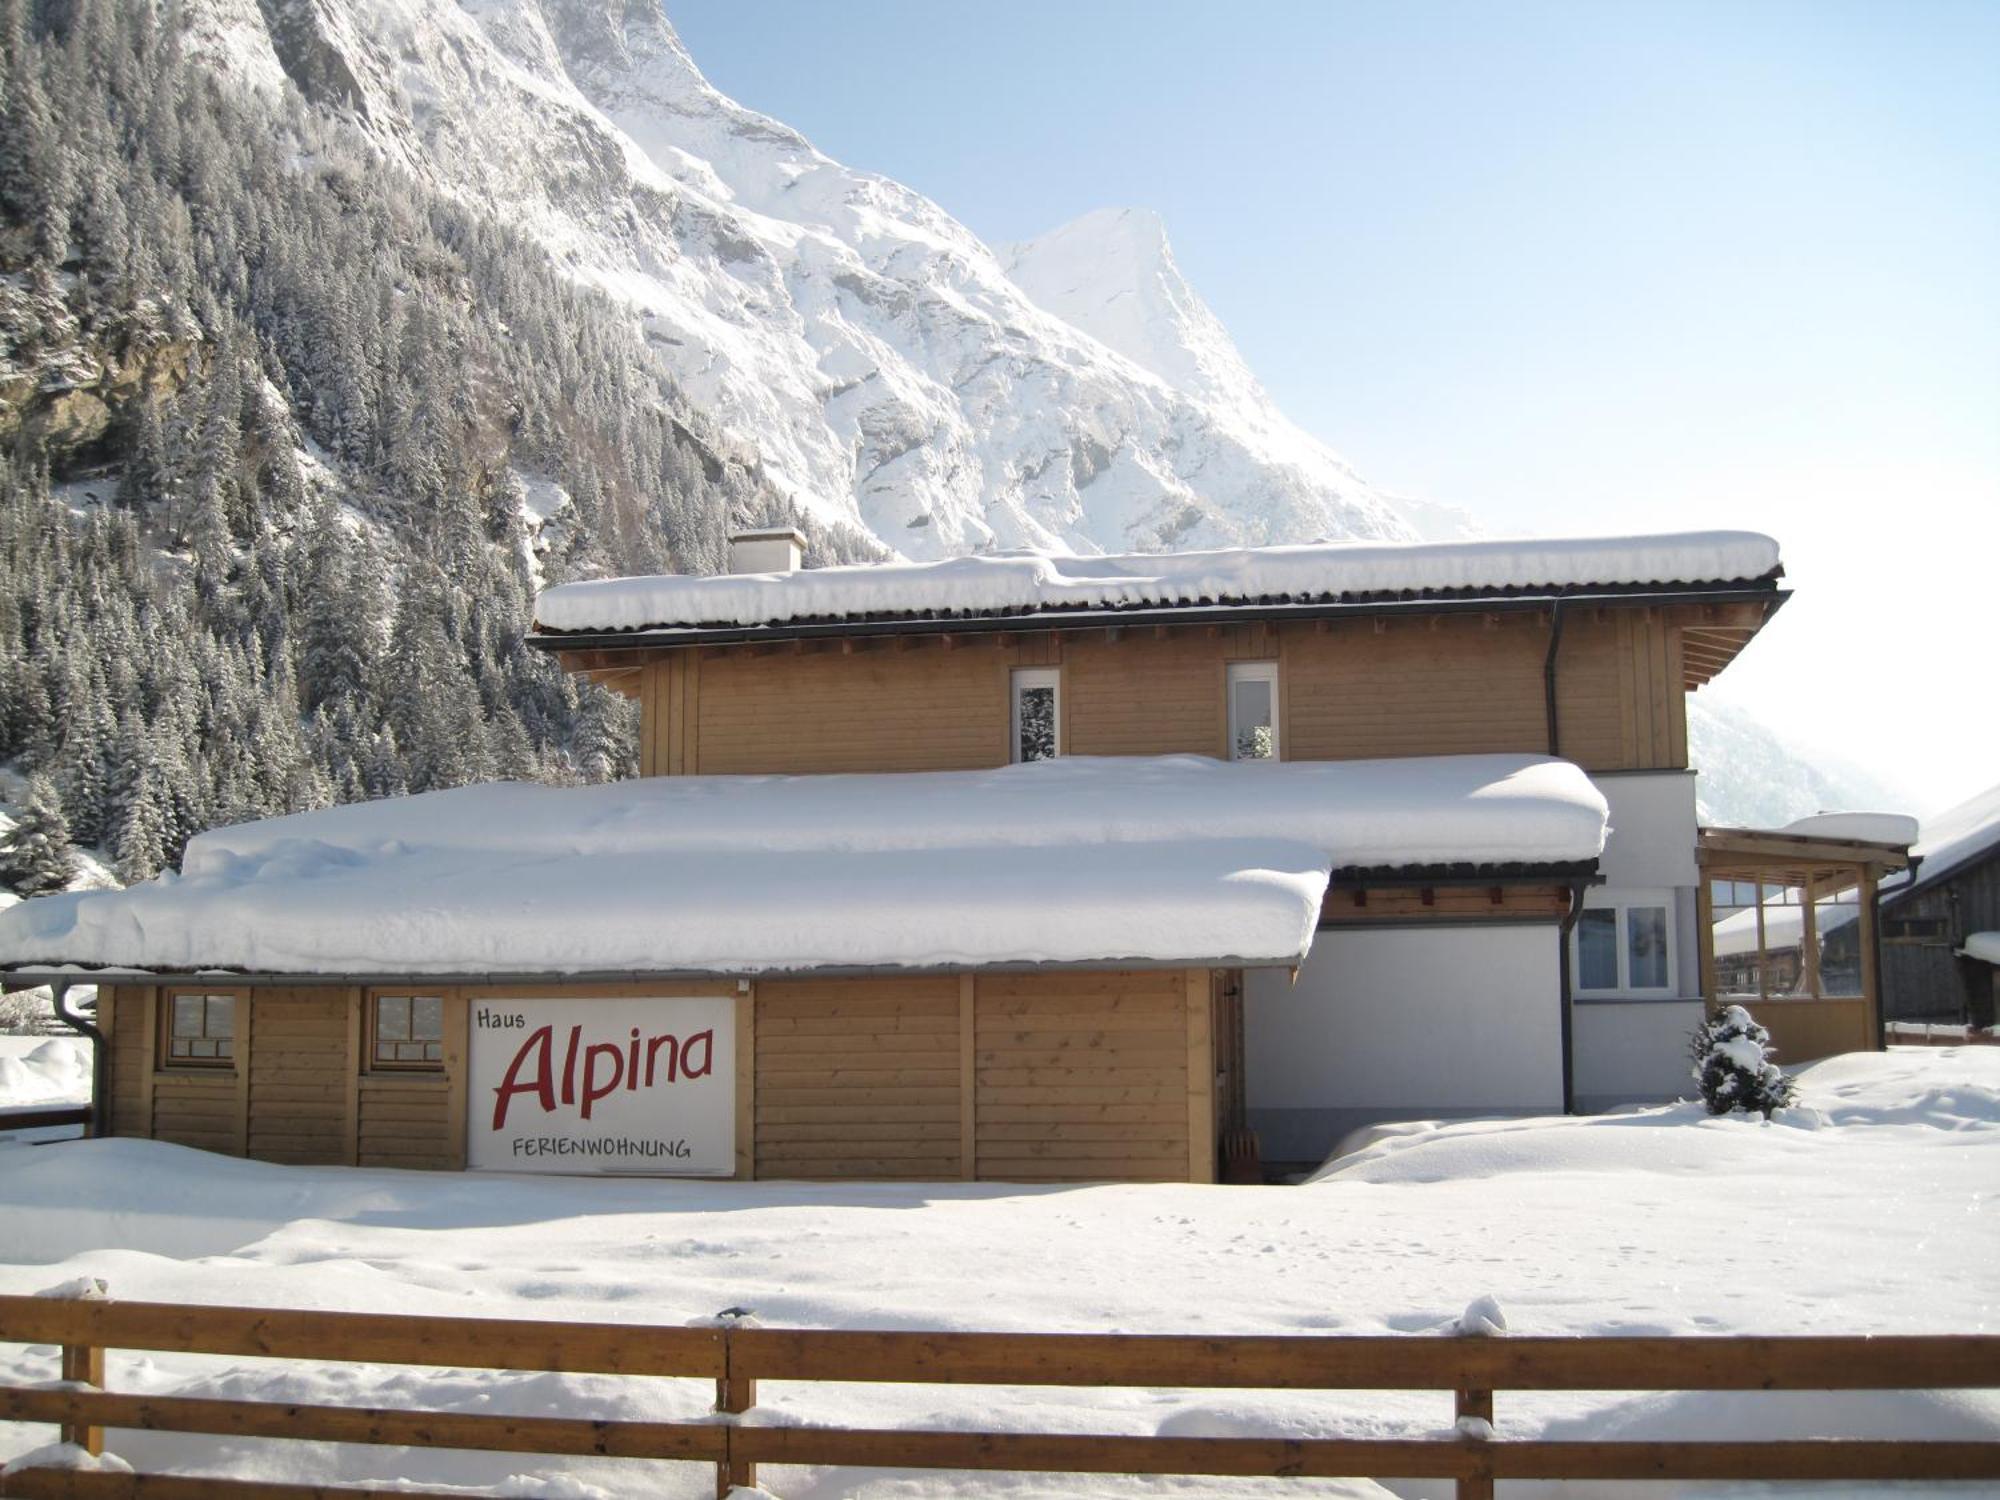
<box><xmin>174</xmin><ymin>0</ymin><xmax>1431</xmax><ymax>557</ymax></box>
<box><xmin>1002</xmin><ymin>206</ymin><xmax>1265</xmax><ymax>414</ymax></box>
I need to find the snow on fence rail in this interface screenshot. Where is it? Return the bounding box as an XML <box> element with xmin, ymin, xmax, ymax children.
<box><xmin>1</xmin><ymin>1295</ymin><xmax>1998</xmax><ymax>1500</ymax></box>
<box><xmin>1887</xmin><ymin>1021</ymin><xmax>2000</xmax><ymax>1047</ymax></box>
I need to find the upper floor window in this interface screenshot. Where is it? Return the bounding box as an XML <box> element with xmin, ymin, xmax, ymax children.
<box><xmin>163</xmin><ymin>991</ymin><xmax>236</xmax><ymax>1067</ymax></box>
<box><xmin>1227</xmin><ymin>661</ymin><xmax>1279</xmax><ymax>761</ymax></box>
<box><xmin>371</xmin><ymin>994</ymin><xmax>445</xmax><ymax>1070</ymax></box>
<box><xmin>1012</xmin><ymin>668</ymin><xmax>1060</xmax><ymax>763</ymax></box>
<box><xmin>1573</xmin><ymin>890</ymin><xmax>1677</xmax><ymax>999</ymax></box>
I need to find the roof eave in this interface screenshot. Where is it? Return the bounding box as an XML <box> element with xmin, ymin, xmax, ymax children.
<box><xmin>0</xmin><ymin>954</ymin><xmax>1316</xmax><ymax>989</ymax></box>
<box><xmin>527</xmin><ymin>580</ymin><xmax>1788</xmax><ymax>655</ymax></box>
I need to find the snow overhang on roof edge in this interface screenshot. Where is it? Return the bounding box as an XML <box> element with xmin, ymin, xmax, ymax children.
<box><xmin>0</xmin><ymin>954</ymin><xmax>1318</xmax><ymax>987</ymax></box>
<box><xmin>0</xmin><ymin>755</ymin><xmax>1607</xmax><ymax>979</ymax></box>
<box><xmin>530</xmin><ymin>532</ymin><xmax>1786</xmax><ymax>640</ymax></box>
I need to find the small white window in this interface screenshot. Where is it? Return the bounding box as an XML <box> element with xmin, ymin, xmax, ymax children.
<box><xmin>1011</xmin><ymin>668</ymin><xmax>1060</xmax><ymax>763</ymax></box>
<box><xmin>1227</xmin><ymin>661</ymin><xmax>1279</xmax><ymax>761</ymax></box>
<box><xmin>1573</xmin><ymin>890</ymin><xmax>1678</xmax><ymax>998</ymax></box>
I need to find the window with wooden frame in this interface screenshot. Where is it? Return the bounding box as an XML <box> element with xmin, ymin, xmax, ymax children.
<box><xmin>1010</xmin><ymin>668</ymin><xmax>1060</xmax><ymax>764</ymax></box>
<box><xmin>1227</xmin><ymin>661</ymin><xmax>1279</xmax><ymax>761</ymax></box>
<box><xmin>162</xmin><ymin>991</ymin><xmax>237</xmax><ymax>1068</ymax></box>
<box><xmin>369</xmin><ymin>993</ymin><xmax>445</xmax><ymax>1070</ymax></box>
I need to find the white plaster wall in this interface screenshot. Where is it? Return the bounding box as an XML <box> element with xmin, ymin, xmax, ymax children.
<box><xmin>1245</xmin><ymin>925</ymin><xmax>1562</xmax><ymax>1160</ymax></box>
<box><xmin>1592</xmin><ymin>769</ymin><xmax>1704</xmax><ymax>998</ymax></box>
<box><xmin>1572</xmin><ymin>999</ymin><xmax>1705</xmax><ymax>1108</ymax></box>
<box><xmin>1595</xmin><ymin>771</ymin><xmax>1700</xmax><ymax>888</ymax></box>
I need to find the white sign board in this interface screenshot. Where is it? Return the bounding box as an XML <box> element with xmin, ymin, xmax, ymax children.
<box><xmin>467</xmin><ymin>997</ymin><xmax>735</xmax><ymax>1175</ymax></box>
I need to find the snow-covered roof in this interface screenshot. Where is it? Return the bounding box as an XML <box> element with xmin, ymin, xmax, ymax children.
<box><xmin>1961</xmin><ymin>933</ymin><xmax>2000</xmax><ymax>966</ymax></box>
<box><xmin>1780</xmin><ymin>812</ymin><xmax>1920</xmax><ymax>848</ymax></box>
<box><xmin>0</xmin><ymin>755</ymin><xmax>1607</xmax><ymax>979</ymax></box>
<box><xmin>1883</xmin><ymin>780</ymin><xmax>2000</xmax><ymax>903</ymax></box>
<box><xmin>534</xmin><ymin>532</ymin><xmax>1782</xmax><ymax>635</ymax></box>
<box><xmin>1712</xmin><ymin>901</ymin><xmax>1862</xmax><ymax>958</ymax></box>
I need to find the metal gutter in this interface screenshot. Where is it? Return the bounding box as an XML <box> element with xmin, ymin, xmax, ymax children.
<box><xmin>49</xmin><ymin>981</ymin><xmax>104</xmax><ymax>1139</ymax></box>
<box><xmin>1557</xmin><ymin>880</ymin><xmax>1590</xmax><ymax>1115</ymax></box>
<box><xmin>527</xmin><ymin>583</ymin><xmax>1788</xmax><ymax>655</ymax></box>
<box><xmin>1543</xmin><ymin>593</ymin><xmax>1570</xmax><ymax>756</ymax></box>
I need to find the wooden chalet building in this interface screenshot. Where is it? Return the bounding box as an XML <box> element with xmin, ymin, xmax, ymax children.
<box><xmin>0</xmin><ymin>529</ymin><xmax>1917</xmax><ymax>1178</ymax></box>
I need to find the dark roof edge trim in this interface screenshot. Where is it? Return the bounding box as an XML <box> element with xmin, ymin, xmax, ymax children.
<box><xmin>527</xmin><ymin>582</ymin><xmax>1788</xmax><ymax>653</ymax></box>
<box><xmin>1329</xmin><ymin>860</ymin><xmax>1602</xmax><ymax>887</ymax></box>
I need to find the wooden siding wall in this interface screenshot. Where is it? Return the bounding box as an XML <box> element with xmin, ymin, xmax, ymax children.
<box><xmin>752</xmin><ymin>976</ymin><xmax>964</xmax><ymax>1180</ymax></box>
<box><xmin>247</xmin><ymin>989</ymin><xmax>349</xmax><ymax>1164</ymax></box>
<box><xmin>94</xmin><ymin>984</ymin><xmax>462</xmax><ymax>1168</ymax></box>
<box><xmin>95</xmin><ymin>973</ymin><xmax>1220</xmax><ymax>1184</ymax></box>
<box><xmin>1739</xmin><ymin>998</ymin><xmax>1873</xmax><ymax>1066</ymax></box>
<box><xmin>636</xmin><ymin>608</ymin><xmax>1699</xmax><ymax>778</ymax></box>
<box><xmin>102</xmin><ymin>987</ymin><xmax>146</xmax><ymax>1139</ymax></box>
<box><xmin>973</xmin><ymin>970</ymin><xmax>1203</xmax><ymax>1184</ymax></box>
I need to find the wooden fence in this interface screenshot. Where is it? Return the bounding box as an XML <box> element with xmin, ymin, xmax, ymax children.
<box><xmin>1</xmin><ymin>1295</ymin><xmax>1997</xmax><ymax>1499</ymax></box>
<box><xmin>0</xmin><ymin>1106</ymin><xmax>90</xmax><ymax>1135</ymax></box>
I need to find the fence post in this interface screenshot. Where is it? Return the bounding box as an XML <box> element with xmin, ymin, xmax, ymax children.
<box><xmin>58</xmin><ymin>1340</ymin><xmax>104</xmax><ymax>1457</ymax></box>
<box><xmin>714</xmin><ymin>1310</ymin><xmax>757</xmax><ymax>1500</ymax></box>
<box><xmin>1454</xmin><ymin>1386</ymin><xmax>1493</xmax><ymax>1500</ymax></box>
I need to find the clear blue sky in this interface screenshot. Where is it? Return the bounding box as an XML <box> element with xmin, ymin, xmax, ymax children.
<box><xmin>669</xmin><ymin>1</ymin><xmax>1999</xmax><ymax>812</ymax></box>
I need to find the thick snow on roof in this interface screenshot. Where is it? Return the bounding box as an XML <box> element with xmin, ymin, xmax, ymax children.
<box><xmin>1781</xmin><ymin>812</ymin><xmax>1920</xmax><ymax>847</ymax></box>
<box><xmin>1883</xmin><ymin>780</ymin><xmax>2000</xmax><ymax>901</ymax></box>
<box><xmin>535</xmin><ymin>531</ymin><xmax>1781</xmax><ymax>634</ymax></box>
<box><xmin>1712</xmin><ymin>901</ymin><xmax>1862</xmax><ymax>958</ymax></box>
<box><xmin>0</xmin><ymin>755</ymin><xmax>1606</xmax><ymax>978</ymax></box>
<box><xmin>1961</xmin><ymin>933</ymin><xmax>2000</xmax><ymax>966</ymax></box>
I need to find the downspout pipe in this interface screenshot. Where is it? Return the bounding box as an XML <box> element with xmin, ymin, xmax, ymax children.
<box><xmin>50</xmin><ymin>981</ymin><xmax>105</xmax><ymax>1138</ymax></box>
<box><xmin>1558</xmin><ymin>880</ymin><xmax>1589</xmax><ymax>1115</ymax></box>
<box><xmin>1544</xmin><ymin>594</ymin><xmax>1570</xmax><ymax>758</ymax></box>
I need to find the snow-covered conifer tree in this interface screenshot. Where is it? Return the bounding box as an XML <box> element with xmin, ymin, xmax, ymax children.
<box><xmin>1</xmin><ymin>774</ymin><xmax>78</xmax><ymax>896</ymax></box>
<box><xmin>1690</xmin><ymin>1005</ymin><xmax>1797</xmax><ymax>1119</ymax></box>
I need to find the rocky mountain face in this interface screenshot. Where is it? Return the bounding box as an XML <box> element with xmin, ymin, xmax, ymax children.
<box><xmin>182</xmin><ymin>0</ymin><xmax>1423</xmax><ymax>558</ymax></box>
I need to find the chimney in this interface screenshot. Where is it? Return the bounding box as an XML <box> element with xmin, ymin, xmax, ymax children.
<box><xmin>727</xmin><ymin>527</ymin><xmax>807</xmax><ymax>576</ymax></box>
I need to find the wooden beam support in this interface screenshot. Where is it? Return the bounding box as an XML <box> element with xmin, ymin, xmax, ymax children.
<box><xmin>959</xmin><ymin>975</ymin><xmax>976</xmax><ymax>1182</ymax></box>
<box><xmin>1185</xmin><ymin>969</ymin><xmax>1215</xmax><ymax>1184</ymax></box>
<box><xmin>735</xmin><ymin>985</ymin><xmax>755</xmax><ymax>1182</ymax></box>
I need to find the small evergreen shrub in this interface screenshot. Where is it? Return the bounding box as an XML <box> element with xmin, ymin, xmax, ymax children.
<box><xmin>1690</xmin><ymin>1005</ymin><xmax>1797</xmax><ymax>1118</ymax></box>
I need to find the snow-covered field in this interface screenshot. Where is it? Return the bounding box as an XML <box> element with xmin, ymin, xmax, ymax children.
<box><xmin>1</xmin><ymin>1049</ymin><xmax>1995</xmax><ymax>1498</ymax></box>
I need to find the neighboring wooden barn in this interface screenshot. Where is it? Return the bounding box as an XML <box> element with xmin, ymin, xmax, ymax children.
<box><xmin>1880</xmin><ymin>781</ymin><xmax>2000</xmax><ymax>1027</ymax></box>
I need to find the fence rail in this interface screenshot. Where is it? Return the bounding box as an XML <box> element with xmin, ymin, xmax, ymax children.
<box><xmin>1</xmin><ymin>1294</ymin><xmax>1997</xmax><ymax>1499</ymax></box>
<box><xmin>0</xmin><ymin>1105</ymin><xmax>90</xmax><ymax>1134</ymax></box>
<box><xmin>1887</xmin><ymin>1021</ymin><xmax>2000</xmax><ymax>1047</ymax></box>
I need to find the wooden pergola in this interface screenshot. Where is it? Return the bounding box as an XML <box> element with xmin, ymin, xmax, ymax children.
<box><xmin>1696</xmin><ymin>828</ymin><xmax>1914</xmax><ymax>1062</ymax></box>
